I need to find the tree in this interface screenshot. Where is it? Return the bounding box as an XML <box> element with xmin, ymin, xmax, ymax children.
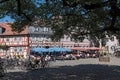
<box><xmin>0</xmin><ymin>0</ymin><xmax>120</xmax><ymax>46</ymax></box>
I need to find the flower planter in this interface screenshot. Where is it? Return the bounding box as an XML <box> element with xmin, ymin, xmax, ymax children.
<box><xmin>99</xmin><ymin>56</ymin><xmax>110</xmax><ymax>62</ymax></box>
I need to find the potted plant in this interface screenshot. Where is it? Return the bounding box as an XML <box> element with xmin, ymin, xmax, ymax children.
<box><xmin>99</xmin><ymin>51</ymin><xmax>110</xmax><ymax>62</ymax></box>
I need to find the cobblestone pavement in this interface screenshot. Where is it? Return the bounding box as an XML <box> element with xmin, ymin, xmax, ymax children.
<box><xmin>1</xmin><ymin>57</ymin><xmax>120</xmax><ymax>80</ymax></box>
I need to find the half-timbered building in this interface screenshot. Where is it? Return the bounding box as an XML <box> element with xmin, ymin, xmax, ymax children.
<box><xmin>0</xmin><ymin>23</ymin><xmax>29</xmax><ymax>58</ymax></box>
<box><xmin>0</xmin><ymin>22</ymin><xmax>90</xmax><ymax>58</ymax></box>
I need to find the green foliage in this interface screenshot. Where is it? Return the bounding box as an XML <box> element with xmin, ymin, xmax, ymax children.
<box><xmin>0</xmin><ymin>0</ymin><xmax>120</xmax><ymax>45</ymax></box>
<box><xmin>0</xmin><ymin>44</ymin><xmax>9</xmax><ymax>50</ymax></box>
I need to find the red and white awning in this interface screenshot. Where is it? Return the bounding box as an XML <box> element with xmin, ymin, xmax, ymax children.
<box><xmin>70</xmin><ymin>47</ymin><xmax>102</xmax><ymax>51</ymax></box>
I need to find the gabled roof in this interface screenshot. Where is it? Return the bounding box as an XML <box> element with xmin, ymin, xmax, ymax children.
<box><xmin>0</xmin><ymin>22</ymin><xmax>28</xmax><ymax>35</ymax></box>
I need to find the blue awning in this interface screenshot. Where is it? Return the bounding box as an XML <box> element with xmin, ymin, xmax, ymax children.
<box><xmin>31</xmin><ymin>47</ymin><xmax>72</xmax><ymax>53</ymax></box>
<box><xmin>31</xmin><ymin>47</ymin><xmax>48</xmax><ymax>52</ymax></box>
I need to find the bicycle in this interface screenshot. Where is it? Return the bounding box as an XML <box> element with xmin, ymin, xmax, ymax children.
<box><xmin>0</xmin><ymin>61</ymin><xmax>7</xmax><ymax>77</ymax></box>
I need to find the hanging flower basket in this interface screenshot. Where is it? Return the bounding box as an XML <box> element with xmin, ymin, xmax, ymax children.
<box><xmin>0</xmin><ymin>44</ymin><xmax>9</xmax><ymax>50</ymax></box>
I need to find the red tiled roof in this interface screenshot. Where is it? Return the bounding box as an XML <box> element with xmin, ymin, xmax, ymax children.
<box><xmin>0</xmin><ymin>22</ymin><xmax>28</xmax><ymax>35</ymax></box>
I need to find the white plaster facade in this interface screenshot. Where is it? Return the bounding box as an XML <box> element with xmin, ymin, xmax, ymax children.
<box><xmin>105</xmin><ymin>36</ymin><xmax>119</xmax><ymax>54</ymax></box>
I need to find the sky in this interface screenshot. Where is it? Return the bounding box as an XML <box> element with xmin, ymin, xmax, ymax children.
<box><xmin>0</xmin><ymin>16</ymin><xmax>15</xmax><ymax>22</ymax></box>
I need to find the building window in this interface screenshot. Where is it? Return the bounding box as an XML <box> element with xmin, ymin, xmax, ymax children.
<box><xmin>4</xmin><ymin>37</ymin><xmax>10</xmax><ymax>42</ymax></box>
<box><xmin>43</xmin><ymin>27</ymin><xmax>46</xmax><ymax>32</ymax></box>
<box><xmin>14</xmin><ymin>37</ymin><xmax>22</xmax><ymax>42</ymax></box>
<box><xmin>0</xmin><ymin>49</ymin><xmax>2</xmax><ymax>52</ymax></box>
<box><xmin>14</xmin><ymin>47</ymin><xmax>23</xmax><ymax>52</ymax></box>
<box><xmin>19</xmin><ymin>48</ymin><xmax>23</xmax><ymax>52</ymax></box>
<box><xmin>46</xmin><ymin>35</ymin><xmax>49</xmax><ymax>40</ymax></box>
<box><xmin>31</xmin><ymin>35</ymin><xmax>35</xmax><ymax>41</ymax></box>
<box><xmin>18</xmin><ymin>37</ymin><xmax>22</xmax><ymax>41</ymax></box>
<box><xmin>14</xmin><ymin>47</ymin><xmax>17</xmax><ymax>52</ymax></box>
<box><xmin>0</xmin><ymin>37</ymin><xmax>2</xmax><ymax>42</ymax></box>
<box><xmin>38</xmin><ymin>35</ymin><xmax>42</xmax><ymax>41</ymax></box>
<box><xmin>35</xmin><ymin>27</ymin><xmax>39</xmax><ymax>32</ymax></box>
<box><xmin>14</xmin><ymin>37</ymin><xmax>17</xmax><ymax>41</ymax></box>
<box><xmin>6</xmin><ymin>38</ymin><xmax>9</xmax><ymax>42</ymax></box>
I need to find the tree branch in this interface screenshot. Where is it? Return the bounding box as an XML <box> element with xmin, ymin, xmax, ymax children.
<box><xmin>63</xmin><ymin>0</ymin><xmax>79</xmax><ymax>7</ymax></box>
<box><xmin>0</xmin><ymin>0</ymin><xmax>9</xmax><ymax>3</ymax></box>
<box><xmin>16</xmin><ymin>0</ymin><xmax>21</xmax><ymax>16</ymax></box>
<box><xmin>83</xmin><ymin>1</ymin><xmax>109</xmax><ymax>9</ymax></box>
<box><xmin>22</xmin><ymin>13</ymin><xmax>32</xmax><ymax>21</ymax></box>
<box><xmin>102</xmin><ymin>0</ymin><xmax>119</xmax><ymax>32</ymax></box>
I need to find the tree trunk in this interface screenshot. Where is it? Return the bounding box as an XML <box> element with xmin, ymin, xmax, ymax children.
<box><xmin>99</xmin><ymin>39</ymin><xmax>102</xmax><ymax>48</ymax></box>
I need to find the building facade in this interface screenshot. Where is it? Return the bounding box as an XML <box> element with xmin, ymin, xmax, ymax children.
<box><xmin>0</xmin><ymin>23</ymin><xmax>90</xmax><ymax>58</ymax></box>
<box><xmin>0</xmin><ymin>23</ymin><xmax>29</xmax><ymax>58</ymax></box>
<box><xmin>105</xmin><ymin>35</ymin><xmax>119</xmax><ymax>54</ymax></box>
